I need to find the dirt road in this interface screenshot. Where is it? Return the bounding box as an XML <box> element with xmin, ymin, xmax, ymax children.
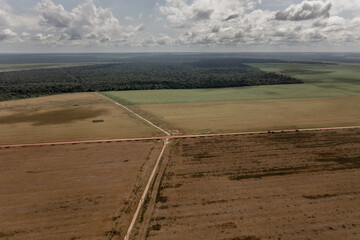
<box><xmin>123</xmin><ymin>139</ymin><xmax>169</xmax><ymax>240</ymax></box>
<box><xmin>1</xmin><ymin>125</ymin><xmax>359</xmax><ymax>149</ymax></box>
<box><xmin>97</xmin><ymin>92</ymin><xmax>170</xmax><ymax>136</ymax></box>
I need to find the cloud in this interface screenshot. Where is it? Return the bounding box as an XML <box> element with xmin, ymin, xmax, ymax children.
<box><xmin>158</xmin><ymin>0</ymin><xmax>260</xmax><ymax>45</ymax></box>
<box><xmin>193</xmin><ymin>9</ymin><xmax>214</xmax><ymax>21</ymax></box>
<box><xmin>0</xmin><ymin>0</ymin><xmax>150</xmax><ymax>47</ymax></box>
<box><xmin>124</xmin><ymin>16</ymin><xmax>134</xmax><ymax>21</ymax></box>
<box><xmin>27</xmin><ymin>0</ymin><xmax>145</xmax><ymax>46</ymax></box>
<box><xmin>0</xmin><ymin>0</ymin><xmax>11</xmax><ymax>11</ymax></box>
<box><xmin>224</xmin><ymin>14</ymin><xmax>239</xmax><ymax>21</ymax></box>
<box><xmin>141</xmin><ymin>34</ymin><xmax>174</xmax><ymax>48</ymax></box>
<box><xmin>37</xmin><ymin>0</ymin><xmax>73</xmax><ymax>28</ymax></box>
<box><xmin>275</xmin><ymin>1</ymin><xmax>332</xmax><ymax>21</ymax></box>
<box><xmin>0</xmin><ymin>0</ymin><xmax>359</xmax><ymax>51</ymax></box>
<box><xmin>0</xmin><ymin>0</ymin><xmax>31</xmax><ymax>28</ymax></box>
<box><xmin>0</xmin><ymin>28</ymin><xmax>17</xmax><ymax>41</ymax></box>
<box><xmin>157</xmin><ymin>0</ymin><xmax>281</xmax><ymax>47</ymax></box>
<box><xmin>329</xmin><ymin>0</ymin><xmax>360</xmax><ymax>15</ymax></box>
<box><xmin>0</xmin><ymin>12</ymin><xmax>11</xmax><ymax>28</ymax></box>
<box><xmin>156</xmin><ymin>0</ymin><xmax>360</xmax><ymax>50</ymax></box>
<box><xmin>159</xmin><ymin>0</ymin><xmax>254</xmax><ymax>24</ymax></box>
<box><xmin>136</xmin><ymin>24</ymin><xmax>145</xmax><ymax>31</ymax></box>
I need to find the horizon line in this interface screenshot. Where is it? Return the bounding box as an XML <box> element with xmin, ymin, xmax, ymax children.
<box><xmin>1</xmin><ymin>51</ymin><xmax>360</xmax><ymax>55</ymax></box>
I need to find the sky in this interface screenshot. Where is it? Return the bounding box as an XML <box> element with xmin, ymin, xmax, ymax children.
<box><xmin>0</xmin><ymin>0</ymin><xmax>359</xmax><ymax>53</ymax></box>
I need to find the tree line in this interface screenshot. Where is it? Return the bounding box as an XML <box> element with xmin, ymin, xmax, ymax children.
<box><xmin>0</xmin><ymin>60</ymin><xmax>302</xmax><ymax>101</ymax></box>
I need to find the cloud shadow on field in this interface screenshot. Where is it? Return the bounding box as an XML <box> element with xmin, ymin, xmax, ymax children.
<box><xmin>0</xmin><ymin>107</ymin><xmax>108</xmax><ymax>126</ymax></box>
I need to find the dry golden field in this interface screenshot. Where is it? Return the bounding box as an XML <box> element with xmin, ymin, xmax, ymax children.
<box><xmin>0</xmin><ymin>93</ymin><xmax>163</xmax><ymax>145</ymax></box>
<box><xmin>0</xmin><ymin>140</ymin><xmax>163</xmax><ymax>239</ymax></box>
<box><xmin>131</xmin><ymin>97</ymin><xmax>360</xmax><ymax>134</ymax></box>
<box><xmin>139</xmin><ymin>129</ymin><xmax>360</xmax><ymax>240</ymax></box>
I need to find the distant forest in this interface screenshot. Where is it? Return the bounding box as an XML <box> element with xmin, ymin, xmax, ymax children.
<box><xmin>0</xmin><ymin>59</ymin><xmax>302</xmax><ymax>101</ymax></box>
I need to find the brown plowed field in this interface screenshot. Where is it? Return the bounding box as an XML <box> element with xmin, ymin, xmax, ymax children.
<box><xmin>144</xmin><ymin>129</ymin><xmax>360</xmax><ymax>240</ymax></box>
<box><xmin>0</xmin><ymin>140</ymin><xmax>163</xmax><ymax>240</ymax></box>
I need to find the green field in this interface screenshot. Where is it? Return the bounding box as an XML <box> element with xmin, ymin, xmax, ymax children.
<box><xmin>102</xmin><ymin>62</ymin><xmax>360</xmax><ymax>134</ymax></box>
<box><xmin>102</xmin><ymin>83</ymin><xmax>359</xmax><ymax>105</ymax></box>
<box><xmin>102</xmin><ymin>62</ymin><xmax>360</xmax><ymax>105</ymax></box>
<box><xmin>249</xmin><ymin>62</ymin><xmax>360</xmax><ymax>84</ymax></box>
<box><xmin>0</xmin><ymin>62</ymin><xmax>107</xmax><ymax>72</ymax></box>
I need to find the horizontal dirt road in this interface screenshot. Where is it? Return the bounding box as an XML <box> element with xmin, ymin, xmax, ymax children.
<box><xmin>1</xmin><ymin>125</ymin><xmax>359</xmax><ymax>149</ymax></box>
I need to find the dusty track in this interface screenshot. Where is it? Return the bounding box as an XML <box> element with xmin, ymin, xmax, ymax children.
<box><xmin>97</xmin><ymin>92</ymin><xmax>170</xmax><ymax>136</ymax></box>
<box><xmin>123</xmin><ymin>139</ymin><xmax>169</xmax><ymax>240</ymax></box>
<box><xmin>1</xmin><ymin>125</ymin><xmax>360</xmax><ymax>149</ymax></box>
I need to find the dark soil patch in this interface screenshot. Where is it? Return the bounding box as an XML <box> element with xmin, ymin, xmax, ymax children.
<box><xmin>0</xmin><ymin>107</ymin><xmax>108</xmax><ymax>125</ymax></box>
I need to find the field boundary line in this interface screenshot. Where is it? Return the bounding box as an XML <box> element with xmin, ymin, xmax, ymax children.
<box><xmin>1</xmin><ymin>125</ymin><xmax>359</xmax><ymax>149</ymax></box>
<box><xmin>0</xmin><ymin>137</ymin><xmax>165</xmax><ymax>149</ymax></box>
<box><xmin>96</xmin><ymin>92</ymin><xmax>170</xmax><ymax>136</ymax></box>
<box><xmin>124</xmin><ymin>139</ymin><xmax>169</xmax><ymax>240</ymax></box>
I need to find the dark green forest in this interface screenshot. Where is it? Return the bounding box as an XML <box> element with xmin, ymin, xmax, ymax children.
<box><xmin>0</xmin><ymin>59</ymin><xmax>302</xmax><ymax>101</ymax></box>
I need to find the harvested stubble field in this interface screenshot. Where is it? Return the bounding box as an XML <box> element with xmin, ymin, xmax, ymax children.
<box><xmin>0</xmin><ymin>140</ymin><xmax>163</xmax><ymax>239</ymax></box>
<box><xmin>142</xmin><ymin>129</ymin><xmax>360</xmax><ymax>240</ymax></box>
<box><xmin>0</xmin><ymin>93</ymin><xmax>162</xmax><ymax>145</ymax></box>
<box><xmin>130</xmin><ymin>97</ymin><xmax>360</xmax><ymax>134</ymax></box>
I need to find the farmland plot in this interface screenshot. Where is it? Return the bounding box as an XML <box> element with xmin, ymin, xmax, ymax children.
<box><xmin>130</xmin><ymin>97</ymin><xmax>360</xmax><ymax>134</ymax></box>
<box><xmin>141</xmin><ymin>129</ymin><xmax>360</xmax><ymax>240</ymax></box>
<box><xmin>0</xmin><ymin>93</ymin><xmax>163</xmax><ymax>145</ymax></box>
<box><xmin>0</xmin><ymin>141</ymin><xmax>163</xmax><ymax>239</ymax></box>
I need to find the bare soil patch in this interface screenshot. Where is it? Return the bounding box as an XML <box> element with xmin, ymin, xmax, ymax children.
<box><xmin>0</xmin><ymin>140</ymin><xmax>163</xmax><ymax>240</ymax></box>
<box><xmin>143</xmin><ymin>129</ymin><xmax>360</xmax><ymax>240</ymax></box>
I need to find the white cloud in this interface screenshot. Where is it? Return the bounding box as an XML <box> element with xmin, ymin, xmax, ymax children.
<box><xmin>275</xmin><ymin>1</ymin><xmax>331</xmax><ymax>21</ymax></box>
<box><xmin>159</xmin><ymin>0</ymin><xmax>260</xmax><ymax>24</ymax></box>
<box><xmin>35</xmin><ymin>0</ymin><xmax>126</xmax><ymax>44</ymax></box>
<box><xmin>0</xmin><ymin>0</ymin><xmax>146</xmax><ymax>47</ymax></box>
<box><xmin>0</xmin><ymin>0</ymin><xmax>12</xmax><ymax>27</ymax></box>
<box><xmin>37</xmin><ymin>0</ymin><xmax>73</xmax><ymax>28</ymax></box>
<box><xmin>155</xmin><ymin>0</ymin><xmax>360</xmax><ymax>49</ymax></box>
<box><xmin>158</xmin><ymin>0</ymin><xmax>263</xmax><ymax>46</ymax></box>
<box><xmin>0</xmin><ymin>28</ymin><xmax>17</xmax><ymax>41</ymax></box>
<box><xmin>329</xmin><ymin>0</ymin><xmax>360</xmax><ymax>15</ymax></box>
<box><xmin>0</xmin><ymin>0</ymin><xmax>25</xmax><ymax>28</ymax></box>
<box><xmin>0</xmin><ymin>0</ymin><xmax>359</xmax><ymax>51</ymax></box>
